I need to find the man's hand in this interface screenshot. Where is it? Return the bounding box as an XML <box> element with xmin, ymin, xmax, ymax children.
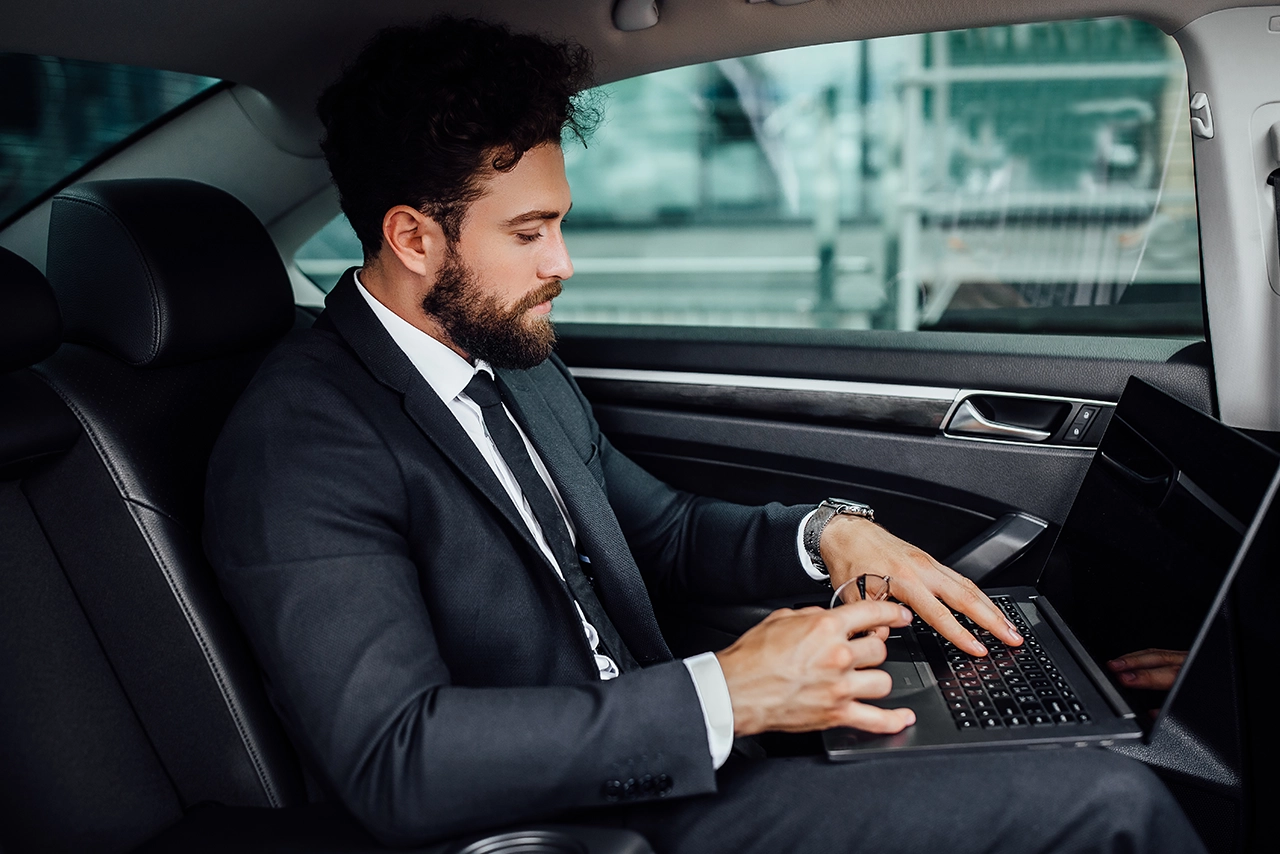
<box><xmin>1107</xmin><ymin>649</ymin><xmax>1187</xmax><ymax>691</ymax></box>
<box><xmin>822</xmin><ymin>516</ymin><xmax>1022</xmax><ymax>657</ymax></box>
<box><xmin>715</xmin><ymin>602</ymin><xmax>916</xmax><ymax>737</ymax></box>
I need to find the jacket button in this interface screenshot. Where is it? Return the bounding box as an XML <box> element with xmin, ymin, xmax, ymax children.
<box><xmin>601</xmin><ymin>780</ymin><xmax>622</xmax><ymax>802</ymax></box>
<box><xmin>639</xmin><ymin>774</ymin><xmax>657</xmax><ymax>796</ymax></box>
<box><xmin>656</xmin><ymin>774</ymin><xmax>673</xmax><ymax>796</ymax></box>
<box><xmin>622</xmin><ymin>777</ymin><xmax>638</xmax><ymax>799</ymax></box>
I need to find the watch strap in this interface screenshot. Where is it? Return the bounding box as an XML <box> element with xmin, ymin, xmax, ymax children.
<box><xmin>803</xmin><ymin>498</ymin><xmax>875</xmax><ymax>576</ymax></box>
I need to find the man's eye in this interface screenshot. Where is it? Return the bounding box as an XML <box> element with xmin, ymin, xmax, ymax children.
<box><xmin>516</xmin><ymin>232</ymin><xmax>541</xmax><ymax>243</ymax></box>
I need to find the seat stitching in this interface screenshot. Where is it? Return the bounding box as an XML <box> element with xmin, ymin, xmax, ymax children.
<box><xmin>56</xmin><ymin>195</ymin><xmax>164</xmax><ymax>365</ymax></box>
<box><xmin>122</xmin><ymin>497</ymin><xmax>282</xmax><ymax>807</ymax></box>
<box><xmin>29</xmin><ymin>369</ymin><xmax>282</xmax><ymax>807</ymax></box>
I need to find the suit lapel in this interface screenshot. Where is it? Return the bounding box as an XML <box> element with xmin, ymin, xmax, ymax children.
<box><xmin>322</xmin><ymin>270</ymin><xmax>556</xmax><ymax>572</ymax></box>
<box><xmin>497</xmin><ymin>369</ymin><xmax>673</xmax><ymax>664</ymax></box>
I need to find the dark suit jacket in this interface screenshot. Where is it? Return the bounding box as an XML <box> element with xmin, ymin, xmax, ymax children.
<box><xmin>204</xmin><ymin>270</ymin><xmax>820</xmax><ymax>844</ymax></box>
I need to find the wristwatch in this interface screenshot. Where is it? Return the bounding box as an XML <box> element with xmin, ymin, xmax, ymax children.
<box><xmin>803</xmin><ymin>498</ymin><xmax>875</xmax><ymax>576</ymax></box>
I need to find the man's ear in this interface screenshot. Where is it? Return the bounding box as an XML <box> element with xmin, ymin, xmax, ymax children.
<box><xmin>380</xmin><ymin>205</ymin><xmax>447</xmax><ymax>277</ymax></box>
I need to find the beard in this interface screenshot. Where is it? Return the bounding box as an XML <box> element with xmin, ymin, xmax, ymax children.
<box><xmin>420</xmin><ymin>249</ymin><xmax>561</xmax><ymax>370</ymax></box>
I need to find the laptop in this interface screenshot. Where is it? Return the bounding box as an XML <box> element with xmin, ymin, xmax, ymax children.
<box><xmin>825</xmin><ymin>376</ymin><xmax>1280</xmax><ymax>759</ymax></box>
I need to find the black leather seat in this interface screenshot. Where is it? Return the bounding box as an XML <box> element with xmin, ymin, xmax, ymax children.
<box><xmin>31</xmin><ymin>179</ymin><xmax>308</xmax><ymax>820</ymax></box>
<box><xmin>0</xmin><ymin>181</ymin><xmax>312</xmax><ymax>854</ymax></box>
<box><xmin>0</xmin><ymin>246</ymin><xmax>190</xmax><ymax>852</ymax></box>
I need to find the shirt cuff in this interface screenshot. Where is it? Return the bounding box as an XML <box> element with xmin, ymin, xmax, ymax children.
<box><xmin>796</xmin><ymin>508</ymin><xmax>828</xmax><ymax>581</ymax></box>
<box><xmin>682</xmin><ymin>652</ymin><xmax>734</xmax><ymax>770</ymax></box>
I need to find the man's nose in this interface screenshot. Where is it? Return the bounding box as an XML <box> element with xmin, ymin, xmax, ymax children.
<box><xmin>540</xmin><ymin>230</ymin><xmax>573</xmax><ymax>281</ymax></box>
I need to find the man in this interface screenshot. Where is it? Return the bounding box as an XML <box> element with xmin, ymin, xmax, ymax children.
<box><xmin>204</xmin><ymin>17</ymin><xmax>1206</xmax><ymax>853</ymax></box>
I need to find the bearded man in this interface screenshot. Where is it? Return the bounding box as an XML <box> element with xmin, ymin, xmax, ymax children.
<box><xmin>203</xmin><ymin>17</ymin><xmax>1206</xmax><ymax>854</ymax></box>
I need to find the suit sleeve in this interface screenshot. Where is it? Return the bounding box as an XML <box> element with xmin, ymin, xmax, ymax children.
<box><xmin>545</xmin><ymin>358</ymin><xmax>823</xmax><ymax>605</ymax></box>
<box><xmin>204</xmin><ymin>350</ymin><xmax>717</xmax><ymax>846</ymax></box>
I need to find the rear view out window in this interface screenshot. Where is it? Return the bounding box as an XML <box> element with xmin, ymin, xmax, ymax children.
<box><xmin>296</xmin><ymin>18</ymin><xmax>1201</xmax><ymax>338</ymax></box>
<box><xmin>0</xmin><ymin>54</ymin><xmax>219</xmax><ymax>224</ymax></box>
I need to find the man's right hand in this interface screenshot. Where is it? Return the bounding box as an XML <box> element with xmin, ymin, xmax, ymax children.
<box><xmin>715</xmin><ymin>602</ymin><xmax>917</xmax><ymax>738</ymax></box>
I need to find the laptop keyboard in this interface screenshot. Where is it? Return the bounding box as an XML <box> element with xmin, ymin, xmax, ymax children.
<box><xmin>913</xmin><ymin>597</ymin><xmax>1092</xmax><ymax>730</ymax></box>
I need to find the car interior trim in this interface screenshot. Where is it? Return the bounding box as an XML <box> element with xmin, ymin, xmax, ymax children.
<box><xmin>572</xmin><ymin>366</ymin><xmax>958</xmax><ymax>430</ymax></box>
<box><xmin>571</xmin><ymin>367</ymin><xmax>1117</xmax><ymax>445</ymax></box>
<box><xmin>570</xmin><ymin>366</ymin><xmax>958</xmax><ymax>401</ymax></box>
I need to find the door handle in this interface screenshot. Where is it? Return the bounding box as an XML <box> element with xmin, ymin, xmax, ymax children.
<box><xmin>947</xmin><ymin>399</ymin><xmax>1052</xmax><ymax>442</ymax></box>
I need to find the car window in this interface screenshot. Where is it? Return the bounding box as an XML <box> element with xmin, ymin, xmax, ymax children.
<box><xmin>0</xmin><ymin>53</ymin><xmax>220</xmax><ymax>225</ymax></box>
<box><xmin>296</xmin><ymin>17</ymin><xmax>1201</xmax><ymax>339</ymax></box>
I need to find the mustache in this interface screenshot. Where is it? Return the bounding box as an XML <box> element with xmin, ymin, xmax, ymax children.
<box><xmin>513</xmin><ymin>279</ymin><xmax>563</xmax><ymax>314</ymax></box>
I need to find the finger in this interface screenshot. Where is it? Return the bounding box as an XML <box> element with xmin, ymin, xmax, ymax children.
<box><xmin>839</xmin><ymin>667</ymin><xmax>894</xmax><ymax>700</ymax></box>
<box><xmin>1108</xmin><ymin>649</ymin><xmax>1186</xmax><ymax>671</ymax></box>
<box><xmin>1116</xmin><ymin>665</ymin><xmax>1181</xmax><ymax>691</ymax></box>
<box><xmin>897</xmin><ymin>583</ymin><xmax>986</xmax><ymax>656</ymax></box>
<box><xmin>838</xmin><ymin>702</ymin><xmax>916</xmax><ymax>734</ymax></box>
<box><xmin>845</xmin><ymin>634</ymin><xmax>888</xmax><ymax>669</ymax></box>
<box><xmin>868</xmin><ymin>625</ymin><xmax>890</xmax><ymax>642</ymax></box>
<box><xmin>931</xmin><ymin>563</ymin><xmax>1023</xmax><ymax>647</ymax></box>
<box><xmin>828</xmin><ymin>601</ymin><xmax>913</xmax><ymax>638</ymax></box>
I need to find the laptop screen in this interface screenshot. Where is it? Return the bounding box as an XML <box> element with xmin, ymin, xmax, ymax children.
<box><xmin>1036</xmin><ymin>378</ymin><xmax>1279</xmax><ymax>717</ymax></box>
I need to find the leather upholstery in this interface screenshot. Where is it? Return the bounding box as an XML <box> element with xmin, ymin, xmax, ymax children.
<box><xmin>1</xmin><ymin>256</ymin><xmax>186</xmax><ymax>853</ymax></box>
<box><xmin>46</xmin><ymin>179</ymin><xmax>295</xmax><ymax>368</ymax></box>
<box><xmin>0</xmin><ymin>247</ymin><xmax>60</xmax><ymax>372</ymax></box>
<box><xmin>33</xmin><ymin>178</ymin><xmax>307</xmax><ymax>818</ymax></box>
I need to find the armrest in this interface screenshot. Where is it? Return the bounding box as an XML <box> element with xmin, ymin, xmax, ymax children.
<box><xmin>942</xmin><ymin>512</ymin><xmax>1049</xmax><ymax>585</ymax></box>
<box><xmin>133</xmin><ymin>802</ymin><xmax>652</xmax><ymax>854</ymax></box>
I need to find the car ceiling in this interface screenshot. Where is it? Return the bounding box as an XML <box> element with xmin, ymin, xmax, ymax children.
<box><xmin>2</xmin><ymin>0</ymin><xmax>1274</xmax><ymax>131</ymax></box>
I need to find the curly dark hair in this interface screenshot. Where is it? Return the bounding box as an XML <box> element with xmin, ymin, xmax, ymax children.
<box><xmin>317</xmin><ymin>17</ymin><xmax>598</xmax><ymax>258</ymax></box>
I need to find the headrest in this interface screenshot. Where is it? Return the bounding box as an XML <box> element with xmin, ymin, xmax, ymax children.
<box><xmin>0</xmin><ymin>247</ymin><xmax>61</xmax><ymax>373</ymax></box>
<box><xmin>46</xmin><ymin>179</ymin><xmax>295</xmax><ymax>368</ymax></box>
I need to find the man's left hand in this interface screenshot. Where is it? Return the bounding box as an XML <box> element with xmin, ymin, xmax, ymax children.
<box><xmin>822</xmin><ymin>516</ymin><xmax>1022</xmax><ymax>656</ymax></box>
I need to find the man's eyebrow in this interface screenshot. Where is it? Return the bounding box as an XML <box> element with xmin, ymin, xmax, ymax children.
<box><xmin>503</xmin><ymin>203</ymin><xmax>572</xmax><ymax>228</ymax></box>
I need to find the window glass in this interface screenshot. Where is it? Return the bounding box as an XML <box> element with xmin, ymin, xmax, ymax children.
<box><xmin>0</xmin><ymin>54</ymin><xmax>219</xmax><ymax>224</ymax></box>
<box><xmin>296</xmin><ymin>18</ymin><xmax>1201</xmax><ymax>338</ymax></box>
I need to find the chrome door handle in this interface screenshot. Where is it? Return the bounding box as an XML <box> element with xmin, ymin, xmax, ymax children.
<box><xmin>948</xmin><ymin>399</ymin><xmax>1052</xmax><ymax>442</ymax></box>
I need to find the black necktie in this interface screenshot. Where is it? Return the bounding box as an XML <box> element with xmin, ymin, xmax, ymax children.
<box><xmin>463</xmin><ymin>371</ymin><xmax>638</xmax><ymax>673</ymax></box>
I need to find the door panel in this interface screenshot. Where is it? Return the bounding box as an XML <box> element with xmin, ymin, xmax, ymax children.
<box><xmin>558</xmin><ymin>324</ymin><xmax>1214</xmax><ymax>634</ymax></box>
<box><xmin>557</xmin><ymin>325</ymin><xmax>1213</xmax><ymax>413</ymax></box>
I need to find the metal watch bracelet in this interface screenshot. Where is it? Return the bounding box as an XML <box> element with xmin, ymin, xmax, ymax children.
<box><xmin>803</xmin><ymin>498</ymin><xmax>875</xmax><ymax>576</ymax></box>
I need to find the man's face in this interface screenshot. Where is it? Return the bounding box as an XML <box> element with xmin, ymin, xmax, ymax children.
<box><xmin>421</xmin><ymin>143</ymin><xmax>573</xmax><ymax>369</ymax></box>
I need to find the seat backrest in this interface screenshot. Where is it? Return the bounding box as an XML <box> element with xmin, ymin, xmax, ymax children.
<box><xmin>29</xmin><ymin>179</ymin><xmax>308</xmax><ymax>819</ymax></box>
<box><xmin>0</xmin><ymin>246</ymin><xmax>187</xmax><ymax>853</ymax></box>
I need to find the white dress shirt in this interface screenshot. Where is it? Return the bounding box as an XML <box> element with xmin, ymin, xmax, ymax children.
<box><xmin>354</xmin><ymin>274</ymin><xmax>822</xmax><ymax>770</ymax></box>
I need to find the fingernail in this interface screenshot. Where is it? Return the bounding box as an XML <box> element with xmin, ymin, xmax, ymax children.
<box><xmin>1004</xmin><ymin>618</ymin><xmax>1022</xmax><ymax>640</ymax></box>
<box><xmin>1108</xmin><ymin>658</ymin><xmax>1126</xmax><ymax>670</ymax></box>
<box><xmin>1119</xmin><ymin>671</ymin><xmax>1137</xmax><ymax>683</ymax></box>
<box><xmin>899</xmin><ymin>606</ymin><xmax>913</xmax><ymax>622</ymax></box>
<box><xmin>903</xmin><ymin>709</ymin><xmax>917</xmax><ymax>725</ymax></box>
<box><xmin>973</xmin><ymin>642</ymin><xmax>988</xmax><ymax>656</ymax></box>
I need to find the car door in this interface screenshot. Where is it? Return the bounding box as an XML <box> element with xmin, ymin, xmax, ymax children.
<box><xmin>540</xmin><ymin>18</ymin><xmax>1214</xmax><ymax>649</ymax></box>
